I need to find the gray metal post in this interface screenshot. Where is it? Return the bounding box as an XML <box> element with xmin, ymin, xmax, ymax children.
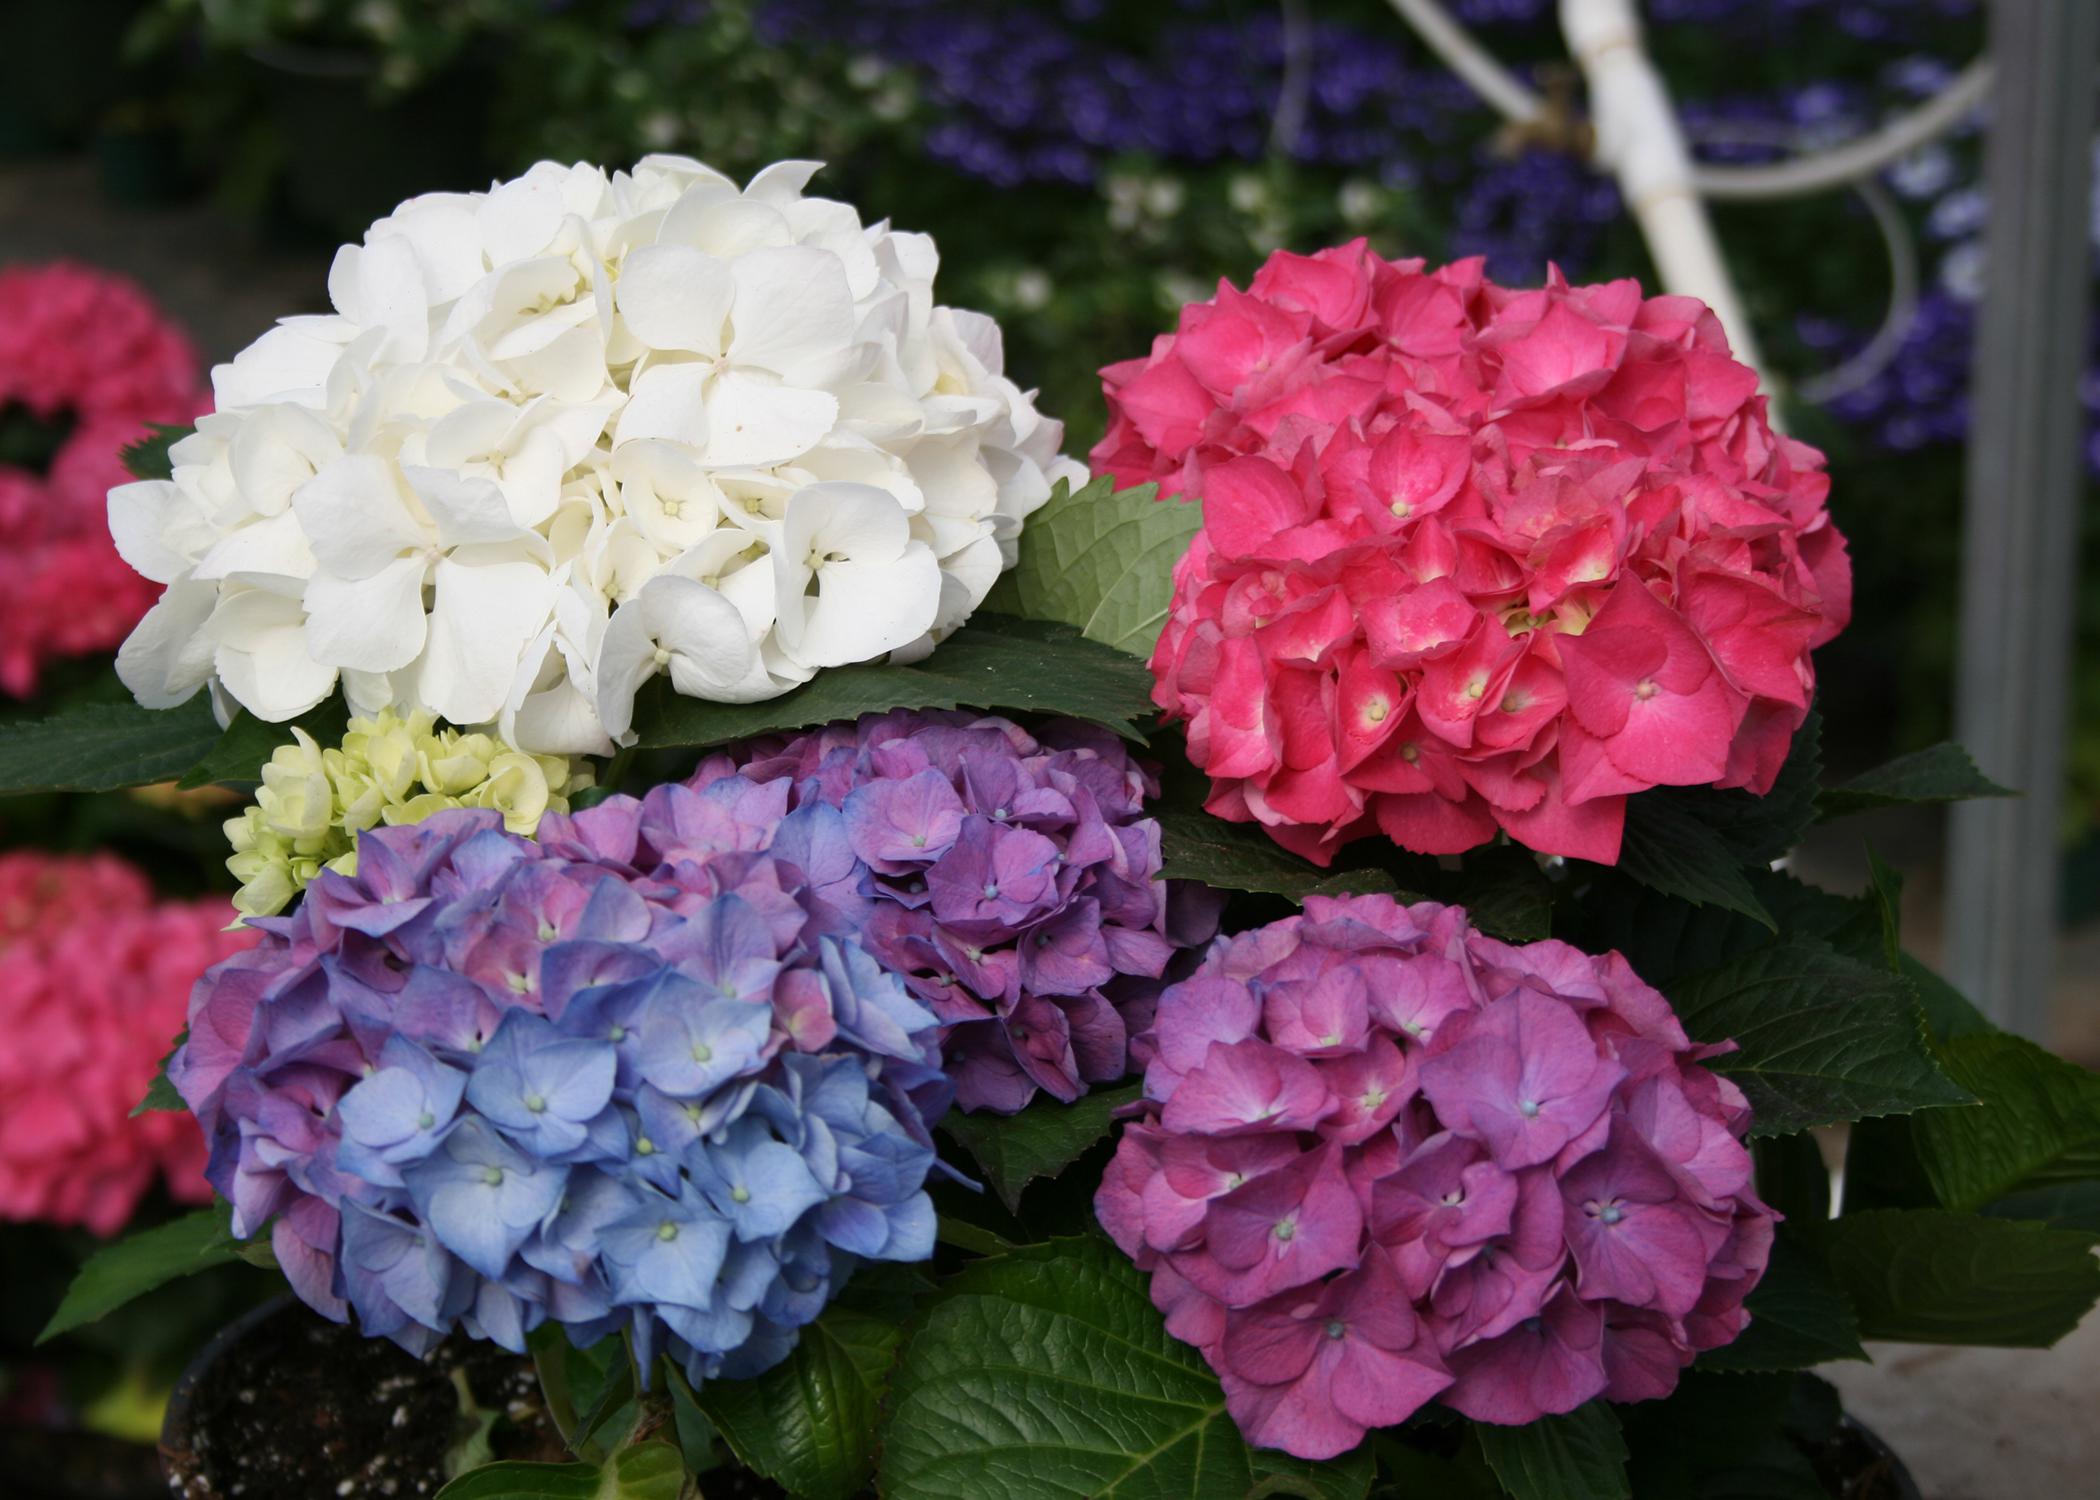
<box><xmin>1945</xmin><ymin>1</ymin><xmax>2099</xmax><ymax>1036</ymax></box>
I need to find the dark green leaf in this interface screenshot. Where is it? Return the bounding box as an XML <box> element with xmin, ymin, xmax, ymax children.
<box><xmin>1753</xmin><ymin>1131</ymin><xmax>1831</xmax><ymax>1226</ymax></box>
<box><xmin>132</xmin><ymin>1027</ymin><xmax>188</xmax><ymax>1116</ymax></box>
<box><xmin>1818</xmin><ymin>741</ymin><xmax>2013</xmax><ymax>821</ymax></box>
<box><xmin>632</xmin><ymin>614</ymin><xmax>1156</xmax><ymax>749</ymax></box>
<box><xmin>38</xmin><ymin>1207</ymin><xmax>249</xmax><ymax>1343</ymax></box>
<box><xmin>1446</xmin><ymin>844</ymin><xmax>1555</xmax><ymax>942</ymax></box>
<box><xmin>432</xmin><ymin>1442</ymin><xmax>686</xmax><ymax>1500</ymax></box>
<box><xmin>1475</xmin><ymin>1401</ymin><xmax>1629</xmax><ymax>1500</ymax></box>
<box><xmin>0</xmin><ymin>696</ymin><xmax>223</xmax><ymax>795</ymax></box>
<box><xmin>1613</xmin><ymin>794</ymin><xmax>1775</xmax><ymax>929</ymax></box>
<box><xmin>121</xmin><ymin>422</ymin><xmax>192</xmax><ymax>481</ymax></box>
<box><xmin>1668</xmin><ymin>943</ymin><xmax>1971</xmax><ymax>1135</ymax></box>
<box><xmin>1902</xmin><ymin>954</ymin><xmax>1995</xmax><ymax>1042</ymax></box>
<box><xmin>877</xmin><ymin>1237</ymin><xmax>1373</xmax><ymax>1500</ymax></box>
<box><xmin>1645</xmin><ymin>711</ymin><xmax>1823</xmax><ymax>869</ymax></box>
<box><xmin>698</xmin><ymin>1303</ymin><xmax>901</xmax><ymax>1500</ymax></box>
<box><xmin>178</xmin><ymin>698</ymin><xmax>351</xmax><ymax>789</ymax></box>
<box><xmin>981</xmin><ymin>474</ymin><xmax>1200</xmax><ymax>657</ymax></box>
<box><xmin>941</xmin><ymin>1083</ymin><xmax>1142</xmax><ymax>1214</ymax></box>
<box><xmin>1155</xmin><ymin>808</ymin><xmax>1405</xmax><ymax>902</ymax></box>
<box><xmin>1695</xmin><ymin>1234</ymin><xmax>1864</xmax><ymax>1372</ymax></box>
<box><xmin>1985</xmin><ymin>1181</ymin><xmax>2100</xmax><ymax>1233</ymax></box>
<box><xmin>1910</xmin><ymin>1032</ymin><xmax>2100</xmax><ymax>1211</ymax></box>
<box><xmin>1821</xmin><ymin>1208</ymin><xmax>2100</xmax><ymax>1346</ymax></box>
<box><xmin>1863</xmin><ymin>847</ymin><xmax>1903</xmax><ymax>973</ymax></box>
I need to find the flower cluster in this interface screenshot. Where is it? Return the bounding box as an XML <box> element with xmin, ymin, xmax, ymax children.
<box><xmin>172</xmin><ymin>790</ymin><xmax>948</xmax><ymax>1386</ymax></box>
<box><xmin>1096</xmin><ymin>894</ymin><xmax>1772</xmax><ymax>1459</ymax></box>
<box><xmin>701</xmin><ymin>710</ymin><xmax>1218</xmax><ymax>1113</ymax></box>
<box><xmin>0</xmin><ymin>853</ymin><xmax>255</xmax><ymax>1234</ymax></box>
<box><xmin>0</xmin><ymin>262</ymin><xmax>207</xmax><ymax>697</ymax></box>
<box><xmin>225</xmin><ymin>709</ymin><xmax>594</xmax><ymax>919</ymax></box>
<box><xmin>111</xmin><ymin>156</ymin><xmax>1084</xmax><ymax>753</ymax></box>
<box><xmin>1099</xmin><ymin>248</ymin><xmax>1851</xmax><ymax>865</ymax></box>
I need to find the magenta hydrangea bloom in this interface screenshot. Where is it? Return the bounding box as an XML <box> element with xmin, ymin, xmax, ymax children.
<box><xmin>1095</xmin><ymin>894</ymin><xmax>1773</xmax><ymax>1459</ymax></box>
<box><xmin>697</xmin><ymin>711</ymin><xmax>1221</xmax><ymax>1113</ymax></box>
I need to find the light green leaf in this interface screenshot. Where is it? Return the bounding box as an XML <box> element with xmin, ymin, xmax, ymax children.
<box><xmin>1819</xmin><ymin>741</ymin><xmax>2013</xmax><ymax>821</ymax></box>
<box><xmin>1694</xmin><ymin>1234</ymin><xmax>1864</xmax><ymax>1372</ymax></box>
<box><xmin>39</xmin><ymin>1207</ymin><xmax>250</xmax><ymax>1343</ymax></box>
<box><xmin>1821</xmin><ymin>1208</ymin><xmax>2100</xmax><ymax>1346</ymax></box>
<box><xmin>982</xmin><ymin>474</ymin><xmax>1199</xmax><ymax>657</ymax></box>
<box><xmin>696</xmin><ymin>1304</ymin><xmax>900</xmax><ymax>1500</ymax></box>
<box><xmin>0</xmin><ymin>696</ymin><xmax>224</xmax><ymax>796</ymax></box>
<box><xmin>178</xmin><ymin>698</ymin><xmax>350</xmax><ymax>789</ymax></box>
<box><xmin>1667</xmin><ymin>943</ymin><xmax>1971</xmax><ymax>1135</ymax></box>
<box><xmin>1911</xmin><ymin>1032</ymin><xmax>2100</xmax><ymax>1212</ymax></box>
<box><xmin>1155</xmin><ymin>808</ymin><xmax>1404</xmax><ymax>902</ymax></box>
<box><xmin>631</xmin><ymin>614</ymin><xmax>1157</xmax><ymax>749</ymax></box>
<box><xmin>1475</xmin><ymin>1401</ymin><xmax>1629</xmax><ymax>1500</ymax></box>
<box><xmin>877</xmin><ymin>1237</ymin><xmax>1373</xmax><ymax>1500</ymax></box>
<box><xmin>432</xmin><ymin>1442</ymin><xmax>686</xmax><ymax>1500</ymax></box>
<box><xmin>941</xmin><ymin>1083</ymin><xmax>1142</xmax><ymax>1213</ymax></box>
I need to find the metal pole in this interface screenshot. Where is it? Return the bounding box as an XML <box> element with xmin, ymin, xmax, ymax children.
<box><xmin>1945</xmin><ymin>1</ymin><xmax>2098</xmax><ymax>1037</ymax></box>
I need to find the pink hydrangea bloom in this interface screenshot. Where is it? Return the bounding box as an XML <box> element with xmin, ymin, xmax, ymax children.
<box><xmin>1095</xmin><ymin>893</ymin><xmax>1773</xmax><ymax>1459</ymax></box>
<box><xmin>1096</xmin><ymin>247</ymin><xmax>1850</xmax><ymax>865</ymax></box>
<box><xmin>0</xmin><ymin>262</ymin><xmax>207</xmax><ymax>696</ymax></box>
<box><xmin>0</xmin><ymin>853</ymin><xmax>253</xmax><ymax>1235</ymax></box>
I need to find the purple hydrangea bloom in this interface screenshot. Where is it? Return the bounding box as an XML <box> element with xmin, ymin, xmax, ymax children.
<box><xmin>1096</xmin><ymin>894</ymin><xmax>1775</xmax><ymax>1460</ymax></box>
<box><xmin>173</xmin><ymin>793</ymin><xmax>947</xmax><ymax>1389</ymax></box>
<box><xmin>694</xmin><ymin>711</ymin><xmax>1219</xmax><ymax>1113</ymax></box>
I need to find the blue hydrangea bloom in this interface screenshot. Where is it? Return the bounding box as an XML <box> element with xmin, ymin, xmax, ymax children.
<box><xmin>173</xmin><ymin>787</ymin><xmax>949</xmax><ymax>1389</ymax></box>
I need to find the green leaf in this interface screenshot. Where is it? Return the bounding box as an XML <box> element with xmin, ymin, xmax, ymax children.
<box><xmin>433</xmin><ymin>1442</ymin><xmax>687</xmax><ymax>1500</ymax></box>
<box><xmin>178</xmin><ymin>698</ymin><xmax>350</xmax><ymax>789</ymax></box>
<box><xmin>1445</xmin><ymin>843</ymin><xmax>1555</xmax><ymax>942</ymax></box>
<box><xmin>1612</xmin><ymin>794</ymin><xmax>1775</xmax><ymax>930</ymax></box>
<box><xmin>981</xmin><ymin>474</ymin><xmax>1199</xmax><ymax>657</ymax></box>
<box><xmin>38</xmin><ymin>1207</ymin><xmax>249</xmax><ymax>1343</ymax></box>
<box><xmin>1902</xmin><ymin>954</ymin><xmax>1996</xmax><ymax>1042</ymax></box>
<box><xmin>1694</xmin><ymin>1234</ymin><xmax>1864</xmax><ymax>1372</ymax></box>
<box><xmin>1821</xmin><ymin>1208</ymin><xmax>2100</xmax><ymax>1346</ymax></box>
<box><xmin>1475</xmin><ymin>1402</ymin><xmax>1629</xmax><ymax>1500</ymax></box>
<box><xmin>941</xmin><ymin>1083</ymin><xmax>1142</xmax><ymax>1214</ymax></box>
<box><xmin>0</xmin><ymin>696</ymin><xmax>224</xmax><ymax>795</ymax></box>
<box><xmin>1818</xmin><ymin>741</ymin><xmax>2013</xmax><ymax>821</ymax></box>
<box><xmin>1909</xmin><ymin>1032</ymin><xmax>2100</xmax><ymax>1211</ymax></box>
<box><xmin>631</xmin><ymin>613</ymin><xmax>1157</xmax><ymax>749</ymax></box>
<box><xmin>1863</xmin><ymin>847</ymin><xmax>1904</xmax><ymax>973</ymax></box>
<box><xmin>1643</xmin><ymin>711</ymin><xmax>1823</xmax><ymax>869</ymax></box>
<box><xmin>877</xmin><ymin>1237</ymin><xmax>1373</xmax><ymax>1500</ymax></box>
<box><xmin>1667</xmin><ymin>943</ymin><xmax>1971</xmax><ymax>1135</ymax></box>
<box><xmin>121</xmin><ymin>422</ymin><xmax>192</xmax><ymax>481</ymax></box>
<box><xmin>1155</xmin><ymin>808</ymin><xmax>1405</xmax><ymax>901</ymax></box>
<box><xmin>697</xmin><ymin>1303</ymin><xmax>901</xmax><ymax>1500</ymax></box>
<box><xmin>132</xmin><ymin>1027</ymin><xmax>188</xmax><ymax>1116</ymax></box>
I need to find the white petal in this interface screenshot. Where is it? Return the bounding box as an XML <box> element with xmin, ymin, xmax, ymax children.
<box><xmin>192</xmin><ymin>510</ymin><xmax>318</xmax><ymax>585</ymax></box>
<box><xmin>294</xmin><ymin>456</ymin><xmax>423</xmax><ymax>578</ymax></box>
<box><xmin>355</xmin><ymin>232</ymin><xmax>433</xmax><ymax>362</ymax></box>
<box><xmin>402</xmin><ymin>466</ymin><xmax>527</xmax><ymax>549</ymax></box>
<box><xmin>115</xmin><ymin>578</ymin><xmax>218</xmax><ymax>709</ymax></box>
<box><xmin>211</xmin><ymin>318</ymin><xmax>351</xmax><ymax>411</ymax></box>
<box><xmin>420</xmin><ymin>553</ymin><xmax>556</xmax><ymax>725</ymax></box>
<box><xmin>743</xmin><ymin>160</ymin><xmax>823</xmax><ymax>201</ymax></box>
<box><xmin>209</xmin><ymin>592</ymin><xmax>337</xmax><ymax>721</ymax></box>
<box><xmin>701</xmin><ymin>371</ymin><xmax>837</xmax><ymax>468</ymax></box>
<box><xmin>783</xmin><ymin>481</ymin><xmax>912</xmax><ymax>565</ymax></box>
<box><xmin>231</xmin><ymin>403</ymin><xmax>343</xmax><ymax>518</ymax></box>
<box><xmin>728</xmin><ymin>246</ymin><xmax>855</xmax><ymax>383</ymax></box>
<box><xmin>780</xmin><ymin>545</ymin><xmax>941</xmax><ymax>669</ymax></box>
<box><xmin>617</xmin><ymin>245</ymin><xmax>732</xmax><ymax>355</ymax></box>
<box><xmin>661</xmin><ymin>193</ymin><xmax>791</xmax><ymax>260</ymax></box>
<box><xmin>303</xmin><ymin>555</ymin><xmax>430</xmax><ymax>672</ymax></box>
<box><xmin>108</xmin><ymin>480</ymin><xmax>196</xmax><ymax>585</ymax></box>
<box><xmin>615</xmin><ymin>363</ymin><xmax>712</xmax><ymax>450</ymax></box>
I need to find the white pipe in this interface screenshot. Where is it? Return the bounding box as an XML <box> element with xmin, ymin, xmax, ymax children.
<box><xmin>1558</xmin><ymin>0</ymin><xmax>1765</xmax><ymax>376</ymax></box>
<box><xmin>1387</xmin><ymin>0</ymin><xmax>1546</xmax><ymax>126</ymax></box>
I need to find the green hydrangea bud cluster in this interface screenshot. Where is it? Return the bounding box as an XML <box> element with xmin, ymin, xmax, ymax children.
<box><xmin>225</xmin><ymin>710</ymin><xmax>594</xmax><ymax>919</ymax></box>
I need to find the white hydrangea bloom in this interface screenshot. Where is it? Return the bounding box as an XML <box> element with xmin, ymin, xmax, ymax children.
<box><xmin>109</xmin><ymin>156</ymin><xmax>1085</xmax><ymax>752</ymax></box>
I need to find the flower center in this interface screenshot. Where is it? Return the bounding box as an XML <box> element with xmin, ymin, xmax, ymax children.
<box><xmin>1634</xmin><ymin>678</ymin><xmax>1659</xmax><ymax>701</ymax></box>
<box><xmin>482</xmin><ymin>1167</ymin><xmax>504</xmax><ymax>1187</ymax></box>
<box><xmin>1273</xmin><ymin>1217</ymin><xmax>1297</xmax><ymax>1243</ymax></box>
<box><xmin>692</xmin><ymin>1041</ymin><xmax>714</xmax><ymax>1063</ymax></box>
<box><xmin>1518</xmin><ymin>1098</ymin><xmax>1541</xmax><ymax>1118</ymax></box>
<box><xmin>658</xmin><ymin>1221</ymin><xmax>678</xmax><ymax>1242</ymax></box>
<box><xmin>731</xmin><ymin>1185</ymin><xmax>751</xmax><ymax>1204</ymax></box>
<box><xmin>652</xmin><ymin>646</ymin><xmax>672</xmax><ymax>668</ymax></box>
<box><xmin>524</xmin><ymin>1093</ymin><xmax>547</xmax><ymax>1114</ymax></box>
<box><xmin>1389</xmin><ymin>498</ymin><xmax>1412</xmax><ymax>518</ymax></box>
<box><xmin>1363</xmin><ymin>699</ymin><xmax>1389</xmax><ymax>725</ymax></box>
<box><xmin>982</xmin><ymin>882</ymin><xmax>1000</xmax><ymax>900</ymax></box>
<box><xmin>636</xmin><ymin>1136</ymin><xmax>655</xmax><ymax>1156</ymax></box>
<box><xmin>1325</xmin><ymin>1319</ymin><xmax>1347</xmax><ymax>1340</ymax></box>
<box><xmin>416</xmin><ymin>1111</ymin><xmax>436</xmax><ymax>1130</ymax></box>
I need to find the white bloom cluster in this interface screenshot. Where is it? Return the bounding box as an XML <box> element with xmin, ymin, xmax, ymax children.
<box><xmin>110</xmin><ymin>157</ymin><xmax>1084</xmax><ymax>752</ymax></box>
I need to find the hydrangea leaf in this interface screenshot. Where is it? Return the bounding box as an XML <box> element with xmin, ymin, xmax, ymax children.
<box><xmin>1154</xmin><ymin>807</ymin><xmax>1406</xmax><ymax>902</ymax></box>
<box><xmin>877</xmin><ymin>1236</ymin><xmax>1374</xmax><ymax>1500</ymax></box>
<box><xmin>1667</xmin><ymin>943</ymin><xmax>1972</xmax><ymax>1135</ymax></box>
<box><xmin>431</xmin><ymin>1442</ymin><xmax>686</xmax><ymax>1500</ymax></box>
<box><xmin>1445</xmin><ymin>844</ymin><xmax>1556</xmax><ymax>942</ymax></box>
<box><xmin>1693</xmin><ymin>1234</ymin><xmax>1865</xmax><ymax>1372</ymax></box>
<box><xmin>941</xmin><ymin>1082</ymin><xmax>1144</xmax><ymax>1213</ymax></box>
<box><xmin>132</xmin><ymin>1028</ymin><xmax>188</xmax><ymax>1116</ymax></box>
<box><xmin>1611</xmin><ymin>793</ymin><xmax>1775</xmax><ymax>930</ymax></box>
<box><xmin>1474</xmin><ymin>1400</ymin><xmax>1630</xmax><ymax>1500</ymax></box>
<box><xmin>1819</xmin><ymin>1208</ymin><xmax>2100</xmax><ymax>1346</ymax></box>
<box><xmin>1819</xmin><ymin>741</ymin><xmax>2013</xmax><ymax>821</ymax></box>
<box><xmin>37</xmin><ymin>1205</ymin><xmax>250</xmax><ymax>1343</ymax></box>
<box><xmin>981</xmin><ymin>473</ymin><xmax>1199</xmax><ymax>657</ymax></box>
<box><xmin>631</xmin><ymin>613</ymin><xmax>1157</xmax><ymax>749</ymax></box>
<box><xmin>1628</xmin><ymin>710</ymin><xmax>1823</xmax><ymax>871</ymax></box>
<box><xmin>0</xmin><ymin>696</ymin><xmax>224</xmax><ymax>795</ymax></box>
<box><xmin>1908</xmin><ymin>1032</ymin><xmax>2100</xmax><ymax>1212</ymax></box>
<box><xmin>120</xmin><ymin>421</ymin><xmax>192</xmax><ymax>482</ymax></box>
<box><xmin>177</xmin><ymin>697</ymin><xmax>350</xmax><ymax>789</ymax></box>
<box><xmin>695</xmin><ymin>1302</ymin><xmax>903</xmax><ymax>1500</ymax></box>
